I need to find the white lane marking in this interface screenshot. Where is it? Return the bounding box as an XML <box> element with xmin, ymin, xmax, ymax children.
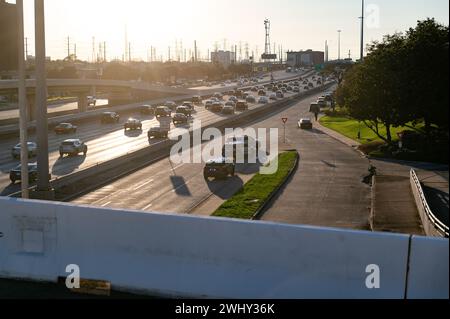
<box><xmin>101</xmin><ymin>201</ymin><xmax>111</xmax><ymax>207</ymax></box>
<box><xmin>143</xmin><ymin>203</ymin><xmax>153</xmax><ymax>210</ymax></box>
<box><xmin>133</xmin><ymin>179</ymin><xmax>154</xmax><ymax>191</ymax></box>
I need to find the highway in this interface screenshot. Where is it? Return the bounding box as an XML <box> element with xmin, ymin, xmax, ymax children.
<box><xmin>70</xmin><ymin>86</ymin><xmax>373</xmax><ymax>233</ymax></box>
<box><xmin>0</xmin><ymin>73</ymin><xmax>315</xmax><ymax>197</ymax></box>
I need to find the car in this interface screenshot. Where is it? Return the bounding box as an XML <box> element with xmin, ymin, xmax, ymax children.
<box><xmin>209</xmin><ymin>102</ymin><xmax>224</xmax><ymax>112</ymax></box>
<box><xmin>213</xmin><ymin>92</ymin><xmax>223</xmax><ymax>100</ymax></box>
<box><xmin>245</xmin><ymin>96</ymin><xmax>256</xmax><ymax>104</ymax></box>
<box><xmin>258</xmin><ymin>96</ymin><xmax>269</xmax><ymax>104</ymax></box>
<box><xmin>155</xmin><ymin>106</ymin><xmax>172</xmax><ymax>117</ymax></box>
<box><xmin>9</xmin><ymin>163</ymin><xmax>51</xmax><ymax>184</ymax></box>
<box><xmin>276</xmin><ymin>91</ymin><xmax>284</xmax><ymax>99</ymax></box>
<box><xmin>304</xmin><ymin>86</ymin><xmax>310</xmax><ymax>90</ymax></box>
<box><xmin>11</xmin><ymin>142</ymin><xmax>37</xmax><ymax>159</ymax></box>
<box><xmin>234</xmin><ymin>90</ymin><xmax>244</xmax><ymax>98</ymax></box>
<box><xmin>124</xmin><ymin>118</ymin><xmax>143</xmax><ymax>131</ymax></box>
<box><xmin>222</xmin><ymin>135</ymin><xmax>260</xmax><ymax>161</ymax></box>
<box><xmin>140</xmin><ymin>104</ymin><xmax>156</xmax><ymax>115</ymax></box>
<box><xmin>59</xmin><ymin>139</ymin><xmax>88</xmax><ymax>157</ymax></box>
<box><xmin>258</xmin><ymin>89</ymin><xmax>266</xmax><ymax>96</ymax></box>
<box><xmin>165</xmin><ymin>101</ymin><xmax>178</xmax><ymax>111</ymax></box>
<box><xmin>203</xmin><ymin>157</ymin><xmax>235</xmax><ymax>180</ymax></box>
<box><xmin>281</xmin><ymin>87</ymin><xmax>287</xmax><ymax>93</ymax></box>
<box><xmin>298</xmin><ymin>118</ymin><xmax>313</xmax><ymax>130</ymax></box>
<box><xmin>101</xmin><ymin>112</ymin><xmax>120</xmax><ymax>124</ymax></box>
<box><xmin>172</xmin><ymin>113</ymin><xmax>189</xmax><ymax>125</ymax></box>
<box><xmin>308</xmin><ymin>82</ymin><xmax>314</xmax><ymax>88</ymax></box>
<box><xmin>317</xmin><ymin>98</ymin><xmax>327</xmax><ymax>108</ymax></box>
<box><xmin>228</xmin><ymin>96</ymin><xmax>238</xmax><ymax>103</ymax></box>
<box><xmin>222</xmin><ymin>104</ymin><xmax>235</xmax><ymax>115</ymax></box>
<box><xmin>54</xmin><ymin>123</ymin><xmax>77</xmax><ymax>134</ymax></box>
<box><xmin>87</xmin><ymin>96</ymin><xmax>96</xmax><ymax>106</ymax></box>
<box><xmin>293</xmin><ymin>86</ymin><xmax>300</xmax><ymax>93</ymax></box>
<box><xmin>236</xmin><ymin>100</ymin><xmax>249</xmax><ymax>111</ymax></box>
<box><xmin>148</xmin><ymin>126</ymin><xmax>169</xmax><ymax>139</ymax></box>
<box><xmin>286</xmin><ymin>86</ymin><xmax>293</xmax><ymax>91</ymax></box>
<box><xmin>176</xmin><ymin>106</ymin><xmax>192</xmax><ymax>116</ymax></box>
<box><xmin>269</xmin><ymin>93</ymin><xmax>277</xmax><ymax>101</ymax></box>
<box><xmin>182</xmin><ymin>101</ymin><xmax>195</xmax><ymax>111</ymax></box>
<box><xmin>251</xmin><ymin>87</ymin><xmax>258</xmax><ymax>92</ymax></box>
<box><xmin>192</xmin><ymin>95</ymin><xmax>202</xmax><ymax>104</ymax></box>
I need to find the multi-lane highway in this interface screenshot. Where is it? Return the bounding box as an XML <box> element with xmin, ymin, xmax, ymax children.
<box><xmin>70</xmin><ymin>86</ymin><xmax>373</xmax><ymax>233</ymax></box>
<box><xmin>0</xmin><ymin>73</ymin><xmax>316</xmax><ymax>197</ymax></box>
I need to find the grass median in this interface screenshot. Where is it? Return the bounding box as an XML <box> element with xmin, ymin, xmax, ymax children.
<box><xmin>213</xmin><ymin>151</ymin><xmax>298</xmax><ymax>220</ymax></box>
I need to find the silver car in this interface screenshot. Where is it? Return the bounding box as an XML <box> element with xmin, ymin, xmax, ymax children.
<box><xmin>11</xmin><ymin>142</ymin><xmax>37</xmax><ymax>160</ymax></box>
<box><xmin>59</xmin><ymin>139</ymin><xmax>88</xmax><ymax>157</ymax></box>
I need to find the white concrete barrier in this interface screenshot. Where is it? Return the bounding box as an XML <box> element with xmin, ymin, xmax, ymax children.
<box><xmin>407</xmin><ymin>236</ymin><xmax>449</xmax><ymax>299</ymax></box>
<box><xmin>0</xmin><ymin>197</ymin><xmax>447</xmax><ymax>299</ymax></box>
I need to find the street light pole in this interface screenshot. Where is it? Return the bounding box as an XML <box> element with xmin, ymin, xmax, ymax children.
<box><xmin>34</xmin><ymin>0</ymin><xmax>53</xmax><ymax>199</ymax></box>
<box><xmin>337</xmin><ymin>30</ymin><xmax>342</xmax><ymax>61</ymax></box>
<box><xmin>360</xmin><ymin>0</ymin><xmax>365</xmax><ymax>62</ymax></box>
<box><xmin>17</xmin><ymin>0</ymin><xmax>29</xmax><ymax>199</ymax></box>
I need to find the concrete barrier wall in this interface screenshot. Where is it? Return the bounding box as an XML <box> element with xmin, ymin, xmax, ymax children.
<box><xmin>410</xmin><ymin>169</ymin><xmax>449</xmax><ymax>237</ymax></box>
<box><xmin>1</xmin><ymin>197</ymin><xmax>447</xmax><ymax>299</ymax></box>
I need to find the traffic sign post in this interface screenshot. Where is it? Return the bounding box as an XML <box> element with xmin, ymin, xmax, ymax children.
<box><xmin>282</xmin><ymin>118</ymin><xmax>288</xmax><ymax>144</ymax></box>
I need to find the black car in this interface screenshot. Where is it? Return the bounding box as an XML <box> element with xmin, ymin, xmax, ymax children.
<box><xmin>124</xmin><ymin>118</ymin><xmax>143</xmax><ymax>131</ymax></box>
<box><xmin>172</xmin><ymin>113</ymin><xmax>189</xmax><ymax>125</ymax></box>
<box><xmin>9</xmin><ymin>163</ymin><xmax>51</xmax><ymax>184</ymax></box>
<box><xmin>140</xmin><ymin>105</ymin><xmax>156</xmax><ymax>115</ymax></box>
<box><xmin>203</xmin><ymin>157</ymin><xmax>235</xmax><ymax>180</ymax></box>
<box><xmin>101</xmin><ymin>112</ymin><xmax>120</xmax><ymax>124</ymax></box>
<box><xmin>234</xmin><ymin>90</ymin><xmax>244</xmax><ymax>98</ymax></box>
<box><xmin>209</xmin><ymin>102</ymin><xmax>224</xmax><ymax>113</ymax></box>
<box><xmin>258</xmin><ymin>90</ymin><xmax>266</xmax><ymax>96</ymax></box>
<box><xmin>155</xmin><ymin>106</ymin><xmax>172</xmax><ymax>118</ymax></box>
<box><xmin>236</xmin><ymin>100</ymin><xmax>249</xmax><ymax>111</ymax></box>
<box><xmin>54</xmin><ymin>123</ymin><xmax>77</xmax><ymax>134</ymax></box>
<box><xmin>148</xmin><ymin>126</ymin><xmax>169</xmax><ymax>139</ymax></box>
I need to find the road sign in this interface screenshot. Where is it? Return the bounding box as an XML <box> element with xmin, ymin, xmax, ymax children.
<box><xmin>282</xmin><ymin>118</ymin><xmax>288</xmax><ymax>124</ymax></box>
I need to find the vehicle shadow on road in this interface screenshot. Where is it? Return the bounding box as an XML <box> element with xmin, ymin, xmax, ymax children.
<box><xmin>52</xmin><ymin>155</ymin><xmax>87</xmax><ymax>176</ymax></box>
<box><xmin>170</xmin><ymin>175</ymin><xmax>192</xmax><ymax>197</ymax></box>
<box><xmin>205</xmin><ymin>176</ymin><xmax>244</xmax><ymax>200</ymax></box>
<box><xmin>0</xmin><ymin>183</ymin><xmax>22</xmax><ymax>196</ymax></box>
<box><xmin>124</xmin><ymin>130</ymin><xmax>143</xmax><ymax>138</ymax></box>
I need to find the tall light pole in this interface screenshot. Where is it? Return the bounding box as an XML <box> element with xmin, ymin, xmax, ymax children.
<box><xmin>360</xmin><ymin>0</ymin><xmax>365</xmax><ymax>61</ymax></box>
<box><xmin>17</xmin><ymin>0</ymin><xmax>29</xmax><ymax>199</ymax></box>
<box><xmin>34</xmin><ymin>0</ymin><xmax>53</xmax><ymax>199</ymax></box>
<box><xmin>337</xmin><ymin>30</ymin><xmax>342</xmax><ymax>60</ymax></box>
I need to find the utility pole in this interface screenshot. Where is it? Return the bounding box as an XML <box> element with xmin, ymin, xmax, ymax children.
<box><xmin>194</xmin><ymin>40</ymin><xmax>198</xmax><ymax>62</ymax></box>
<box><xmin>129</xmin><ymin>42</ymin><xmax>131</xmax><ymax>62</ymax></box>
<box><xmin>17</xmin><ymin>0</ymin><xmax>29</xmax><ymax>199</ymax></box>
<box><xmin>34</xmin><ymin>0</ymin><xmax>53</xmax><ymax>199</ymax></box>
<box><xmin>91</xmin><ymin>37</ymin><xmax>96</xmax><ymax>63</ymax></box>
<box><xmin>103</xmin><ymin>41</ymin><xmax>106</xmax><ymax>62</ymax></box>
<box><xmin>337</xmin><ymin>30</ymin><xmax>342</xmax><ymax>60</ymax></box>
<box><xmin>74</xmin><ymin>43</ymin><xmax>77</xmax><ymax>60</ymax></box>
<box><xmin>360</xmin><ymin>0</ymin><xmax>365</xmax><ymax>61</ymax></box>
<box><xmin>67</xmin><ymin>36</ymin><xmax>70</xmax><ymax>59</ymax></box>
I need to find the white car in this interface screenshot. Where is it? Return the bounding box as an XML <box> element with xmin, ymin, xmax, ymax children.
<box><xmin>258</xmin><ymin>96</ymin><xmax>269</xmax><ymax>104</ymax></box>
<box><xmin>298</xmin><ymin>118</ymin><xmax>313</xmax><ymax>130</ymax></box>
<box><xmin>11</xmin><ymin>142</ymin><xmax>37</xmax><ymax>159</ymax></box>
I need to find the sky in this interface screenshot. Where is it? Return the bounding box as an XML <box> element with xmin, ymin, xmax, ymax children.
<box><xmin>10</xmin><ymin>0</ymin><xmax>450</xmax><ymax>62</ymax></box>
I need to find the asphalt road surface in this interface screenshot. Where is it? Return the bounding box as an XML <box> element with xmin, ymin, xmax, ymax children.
<box><xmin>0</xmin><ymin>75</ymin><xmax>315</xmax><ymax>197</ymax></box>
<box><xmin>259</xmin><ymin>95</ymin><xmax>372</xmax><ymax>230</ymax></box>
<box><xmin>71</xmin><ymin>87</ymin><xmax>373</xmax><ymax>233</ymax></box>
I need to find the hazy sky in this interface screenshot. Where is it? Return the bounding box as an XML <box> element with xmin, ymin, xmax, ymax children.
<box><xmin>13</xmin><ymin>0</ymin><xmax>450</xmax><ymax>62</ymax></box>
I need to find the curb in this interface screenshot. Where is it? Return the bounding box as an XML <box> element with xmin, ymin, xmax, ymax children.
<box><xmin>369</xmin><ymin>174</ymin><xmax>376</xmax><ymax>231</ymax></box>
<box><xmin>251</xmin><ymin>150</ymin><xmax>300</xmax><ymax>220</ymax></box>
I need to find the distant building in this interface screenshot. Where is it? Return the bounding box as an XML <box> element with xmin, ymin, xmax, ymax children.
<box><xmin>0</xmin><ymin>0</ymin><xmax>18</xmax><ymax>72</ymax></box>
<box><xmin>286</xmin><ymin>50</ymin><xmax>324</xmax><ymax>67</ymax></box>
<box><xmin>211</xmin><ymin>51</ymin><xmax>236</xmax><ymax>68</ymax></box>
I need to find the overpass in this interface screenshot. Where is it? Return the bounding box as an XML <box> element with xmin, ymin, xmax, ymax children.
<box><xmin>0</xmin><ymin>78</ymin><xmax>195</xmax><ymax>121</ymax></box>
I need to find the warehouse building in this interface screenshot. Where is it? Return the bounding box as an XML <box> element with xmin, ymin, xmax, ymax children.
<box><xmin>286</xmin><ymin>50</ymin><xmax>324</xmax><ymax>68</ymax></box>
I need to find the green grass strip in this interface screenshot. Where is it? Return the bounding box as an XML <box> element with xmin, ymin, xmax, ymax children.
<box><xmin>213</xmin><ymin>151</ymin><xmax>298</xmax><ymax>219</ymax></box>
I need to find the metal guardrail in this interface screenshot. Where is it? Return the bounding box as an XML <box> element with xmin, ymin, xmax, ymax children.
<box><xmin>410</xmin><ymin>169</ymin><xmax>449</xmax><ymax>238</ymax></box>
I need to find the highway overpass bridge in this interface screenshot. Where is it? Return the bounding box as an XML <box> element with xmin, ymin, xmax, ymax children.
<box><xmin>0</xmin><ymin>78</ymin><xmax>196</xmax><ymax>121</ymax></box>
